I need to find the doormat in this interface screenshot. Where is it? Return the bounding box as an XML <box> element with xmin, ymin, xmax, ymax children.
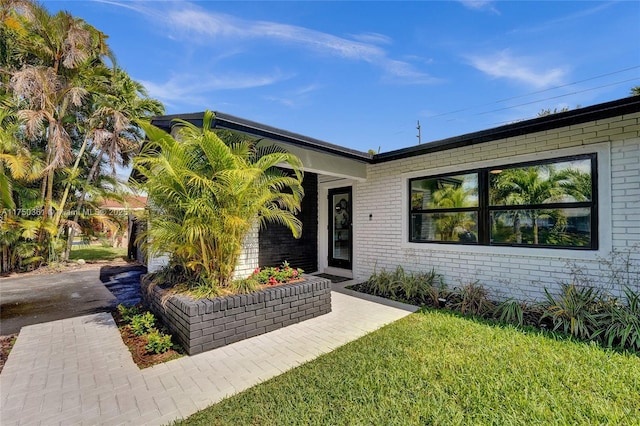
<box><xmin>315</xmin><ymin>273</ymin><xmax>351</xmax><ymax>283</ymax></box>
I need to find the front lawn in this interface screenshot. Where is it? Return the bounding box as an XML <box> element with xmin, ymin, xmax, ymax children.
<box><xmin>69</xmin><ymin>245</ymin><xmax>127</xmax><ymax>262</ymax></box>
<box><xmin>175</xmin><ymin>309</ymin><xmax>639</xmax><ymax>425</ymax></box>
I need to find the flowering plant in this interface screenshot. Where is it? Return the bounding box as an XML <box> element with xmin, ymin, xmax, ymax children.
<box><xmin>250</xmin><ymin>261</ymin><xmax>304</xmax><ymax>285</ymax></box>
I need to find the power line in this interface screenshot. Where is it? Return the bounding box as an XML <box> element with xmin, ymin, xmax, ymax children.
<box><xmin>488</xmin><ymin>78</ymin><xmax>640</xmax><ymax>126</ymax></box>
<box><xmin>476</xmin><ymin>77</ymin><xmax>640</xmax><ymax>116</ymax></box>
<box><xmin>428</xmin><ymin>65</ymin><xmax>640</xmax><ymax>120</ymax></box>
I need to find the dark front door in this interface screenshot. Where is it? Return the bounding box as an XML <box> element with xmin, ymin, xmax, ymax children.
<box><xmin>328</xmin><ymin>187</ymin><xmax>352</xmax><ymax>269</ymax></box>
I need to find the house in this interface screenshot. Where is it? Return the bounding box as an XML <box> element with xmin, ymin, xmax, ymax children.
<box><xmin>141</xmin><ymin>95</ymin><xmax>640</xmax><ymax>301</ymax></box>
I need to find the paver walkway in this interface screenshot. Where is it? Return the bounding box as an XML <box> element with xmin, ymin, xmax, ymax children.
<box><xmin>0</xmin><ymin>288</ymin><xmax>417</xmax><ymax>425</ymax></box>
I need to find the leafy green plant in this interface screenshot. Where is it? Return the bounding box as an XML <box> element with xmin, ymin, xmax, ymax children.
<box><xmin>494</xmin><ymin>299</ymin><xmax>529</xmax><ymax>326</ymax></box>
<box><xmin>541</xmin><ymin>283</ymin><xmax>602</xmax><ymax>340</ymax></box>
<box><xmin>230</xmin><ymin>278</ymin><xmax>261</xmax><ymax>294</ymax></box>
<box><xmin>150</xmin><ymin>263</ymin><xmax>206</xmax><ymax>289</ymax></box>
<box><xmin>423</xmin><ymin>273</ymin><xmax>448</xmax><ymax>307</ymax></box>
<box><xmin>145</xmin><ymin>329</ymin><xmax>174</xmax><ymax>354</ymax></box>
<box><xmin>358</xmin><ymin>266</ymin><xmax>445</xmax><ymax>306</ymax></box>
<box><xmin>130</xmin><ymin>312</ymin><xmax>156</xmax><ymax>336</ymax></box>
<box><xmin>136</xmin><ymin>112</ymin><xmax>304</xmax><ymax>289</ymax></box>
<box><xmin>365</xmin><ymin>267</ymin><xmax>396</xmax><ymax>297</ymax></box>
<box><xmin>450</xmin><ymin>281</ymin><xmax>494</xmax><ymax>316</ymax></box>
<box><xmin>117</xmin><ymin>304</ymin><xmax>141</xmax><ymax>323</ymax></box>
<box><xmin>189</xmin><ymin>283</ymin><xmax>222</xmax><ymax>299</ymax></box>
<box><xmin>599</xmin><ymin>287</ymin><xmax>640</xmax><ymax>351</ymax></box>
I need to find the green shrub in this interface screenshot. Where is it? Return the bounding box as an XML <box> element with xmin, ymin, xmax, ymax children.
<box><xmin>423</xmin><ymin>274</ymin><xmax>449</xmax><ymax>308</ymax></box>
<box><xmin>189</xmin><ymin>283</ymin><xmax>221</xmax><ymax>299</ymax></box>
<box><xmin>366</xmin><ymin>267</ymin><xmax>397</xmax><ymax>297</ymax></box>
<box><xmin>599</xmin><ymin>287</ymin><xmax>640</xmax><ymax>351</ymax></box>
<box><xmin>130</xmin><ymin>312</ymin><xmax>156</xmax><ymax>336</ymax></box>
<box><xmin>541</xmin><ymin>283</ymin><xmax>602</xmax><ymax>340</ymax></box>
<box><xmin>151</xmin><ymin>263</ymin><xmax>206</xmax><ymax>289</ymax></box>
<box><xmin>117</xmin><ymin>304</ymin><xmax>141</xmax><ymax>323</ymax></box>
<box><xmin>409</xmin><ymin>269</ymin><xmax>443</xmax><ymax>305</ymax></box>
<box><xmin>494</xmin><ymin>299</ymin><xmax>525</xmax><ymax>326</ymax></box>
<box><xmin>450</xmin><ymin>281</ymin><xmax>494</xmax><ymax>317</ymax></box>
<box><xmin>230</xmin><ymin>278</ymin><xmax>261</xmax><ymax>294</ymax></box>
<box><xmin>359</xmin><ymin>266</ymin><xmax>445</xmax><ymax>306</ymax></box>
<box><xmin>145</xmin><ymin>329</ymin><xmax>173</xmax><ymax>354</ymax></box>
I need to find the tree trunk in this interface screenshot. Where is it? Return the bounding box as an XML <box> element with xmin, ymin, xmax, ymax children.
<box><xmin>62</xmin><ymin>147</ymin><xmax>105</xmax><ymax>261</ymax></box>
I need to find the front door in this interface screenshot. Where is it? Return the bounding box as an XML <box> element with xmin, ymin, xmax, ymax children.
<box><xmin>328</xmin><ymin>187</ymin><xmax>352</xmax><ymax>269</ymax></box>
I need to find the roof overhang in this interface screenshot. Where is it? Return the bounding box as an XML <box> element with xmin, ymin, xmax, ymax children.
<box><xmin>147</xmin><ymin>96</ymin><xmax>640</xmax><ymax>176</ymax></box>
<box><xmin>150</xmin><ymin>112</ymin><xmax>371</xmax><ymax>180</ymax></box>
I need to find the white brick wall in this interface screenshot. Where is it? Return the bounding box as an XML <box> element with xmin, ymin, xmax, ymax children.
<box><xmin>353</xmin><ymin>112</ymin><xmax>640</xmax><ymax>301</ymax></box>
<box><xmin>233</xmin><ymin>222</ymin><xmax>260</xmax><ymax>279</ymax></box>
<box><xmin>146</xmin><ymin>222</ymin><xmax>260</xmax><ymax>280</ymax></box>
<box><xmin>147</xmin><ymin>252</ymin><xmax>169</xmax><ymax>273</ymax></box>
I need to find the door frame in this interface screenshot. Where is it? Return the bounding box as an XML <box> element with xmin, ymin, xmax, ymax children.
<box><xmin>327</xmin><ymin>186</ymin><xmax>352</xmax><ymax>269</ymax></box>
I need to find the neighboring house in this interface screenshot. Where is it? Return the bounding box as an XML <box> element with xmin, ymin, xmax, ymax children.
<box><xmin>100</xmin><ymin>195</ymin><xmax>148</xmax><ymax>211</ymax></box>
<box><xmin>142</xmin><ymin>95</ymin><xmax>640</xmax><ymax>301</ymax></box>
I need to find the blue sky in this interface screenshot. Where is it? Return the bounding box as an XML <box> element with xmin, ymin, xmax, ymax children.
<box><xmin>44</xmin><ymin>1</ymin><xmax>640</xmax><ymax>153</ymax></box>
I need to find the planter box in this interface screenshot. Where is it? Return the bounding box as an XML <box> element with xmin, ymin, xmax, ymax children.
<box><xmin>141</xmin><ymin>275</ymin><xmax>332</xmax><ymax>355</ymax></box>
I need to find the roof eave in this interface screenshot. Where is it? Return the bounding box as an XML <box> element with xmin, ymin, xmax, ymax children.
<box><xmin>372</xmin><ymin>95</ymin><xmax>640</xmax><ymax>163</ymax></box>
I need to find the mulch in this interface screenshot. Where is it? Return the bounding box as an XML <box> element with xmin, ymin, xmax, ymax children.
<box><xmin>0</xmin><ymin>334</ymin><xmax>18</xmax><ymax>374</ymax></box>
<box><xmin>112</xmin><ymin>310</ymin><xmax>183</xmax><ymax>369</ymax></box>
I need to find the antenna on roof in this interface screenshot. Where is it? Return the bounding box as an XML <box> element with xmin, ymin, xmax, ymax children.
<box><xmin>416</xmin><ymin>120</ymin><xmax>422</xmax><ymax>144</ymax></box>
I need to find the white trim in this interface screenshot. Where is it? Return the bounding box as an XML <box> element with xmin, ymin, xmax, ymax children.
<box><xmin>400</xmin><ymin>142</ymin><xmax>612</xmax><ymax>261</ymax></box>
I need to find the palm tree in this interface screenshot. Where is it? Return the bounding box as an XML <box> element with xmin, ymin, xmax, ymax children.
<box><xmin>0</xmin><ymin>100</ymin><xmax>46</xmax><ymax>272</ymax></box>
<box><xmin>60</xmin><ymin>67</ymin><xmax>164</xmax><ymax>260</ymax></box>
<box><xmin>430</xmin><ymin>185</ymin><xmax>477</xmax><ymax>241</ymax></box>
<box><xmin>490</xmin><ymin>165</ymin><xmax>589</xmax><ymax>244</ymax></box>
<box><xmin>135</xmin><ymin>111</ymin><xmax>304</xmax><ymax>288</ymax></box>
<box><xmin>6</xmin><ymin>1</ymin><xmax>113</xmax><ymax>262</ymax></box>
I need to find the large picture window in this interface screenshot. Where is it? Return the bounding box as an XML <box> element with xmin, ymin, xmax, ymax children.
<box><xmin>409</xmin><ymin>154</ymin><xmax>597</xmax><ymax>249</ymax></box>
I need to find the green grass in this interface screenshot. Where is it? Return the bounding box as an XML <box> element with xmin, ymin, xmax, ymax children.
<box><xmin>175</xmin><ymin>309</ymin><xmax>640</xmax><ymax>425</ymax></box>
<box><xmin>69</xmin><ymin>245</ymin><xmax>127</xmax><ymax>261</ymax></box>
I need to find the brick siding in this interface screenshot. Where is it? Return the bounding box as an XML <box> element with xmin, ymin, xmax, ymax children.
<box><xmin>354</xmin><ymin>112</ymin><xmax>640</xmax><ymax>301</ymax></box>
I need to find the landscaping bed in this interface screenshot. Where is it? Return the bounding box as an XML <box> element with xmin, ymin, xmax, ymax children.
<box><xmin>142</xmin><ymin>275</ymin><xmax>331</xmax><ymax>355</ymax></box>
<box><xmin>0</xmin><ymin>334</ymin><xmax>17</xmax><ymax>374</ymax></box>
<box><xmin>112</xmin><ymin>305</ymin><xmax>184</xmax><ymax>369</ymax></box>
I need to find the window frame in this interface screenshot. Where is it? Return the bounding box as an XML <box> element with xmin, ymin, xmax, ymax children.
<box><xmin>408</xmin><ymin>153</ymin><xmax>598</xmax><ymax>250</ymax></box>
<box><xmin>409</xmin><ymin>171</ymin><xmax>482</xmax><ymax>244</ymax></box>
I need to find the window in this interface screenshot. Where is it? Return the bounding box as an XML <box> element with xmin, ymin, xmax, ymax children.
<box><xmin>410</xmin><ymin>173</ymin><xmax>479</xmax><ymax>243</ymax></box>
<box><xmin>409</xmin><ymin>154</ymin><xmax>597</xmax><ymax>249</ymax></box>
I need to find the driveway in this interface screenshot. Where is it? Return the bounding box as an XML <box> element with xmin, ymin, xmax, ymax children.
<box><xmin>0</xmin><ymin>263</ymin><xmax>146</xmax><ymax>335</ymax></box>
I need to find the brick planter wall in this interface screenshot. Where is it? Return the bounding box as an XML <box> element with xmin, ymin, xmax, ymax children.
<box><xmin>141</xmin><ymin>275</ymin><xmax>332</xmax><ymax>355</ymax></box>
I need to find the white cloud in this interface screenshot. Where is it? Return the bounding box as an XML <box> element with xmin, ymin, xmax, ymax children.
<box><xmin>457</xmin><ymin>0</ymin><xmax>500</xmax><ymax>14</ymax></box>
<box><xmin>107</xmin><ymin>1</ymin><xmax>436</xmax><ymax>84</ymax></box>
<box><xmin>166</xmin><ymin>8</ymin><xmax>385</xmax><ymax>61</ymax></box>
<box><xmin>349</xmin><ymin>32</ymin><xmax>393</xmax><ymax>45</ymax></box>
<box><xmin>467</xmin><ymin>50</ymin><xmax>567</xmax><ymax>88</ymax></box>
<box><xmin>139</xmin><ymin>72</ymin><xmax>291</xmax><ymax>105</ymax></box>
<box><xmin>263</xmin><ymin>83</ymin><xmax>323</xmax><ymax>108</ymax></box>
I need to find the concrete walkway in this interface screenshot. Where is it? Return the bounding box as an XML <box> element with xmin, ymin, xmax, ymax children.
<box><xmin>0</xmin><ymin>287</ymin><xmax>417</xmax><ymax>425</ymax></box>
